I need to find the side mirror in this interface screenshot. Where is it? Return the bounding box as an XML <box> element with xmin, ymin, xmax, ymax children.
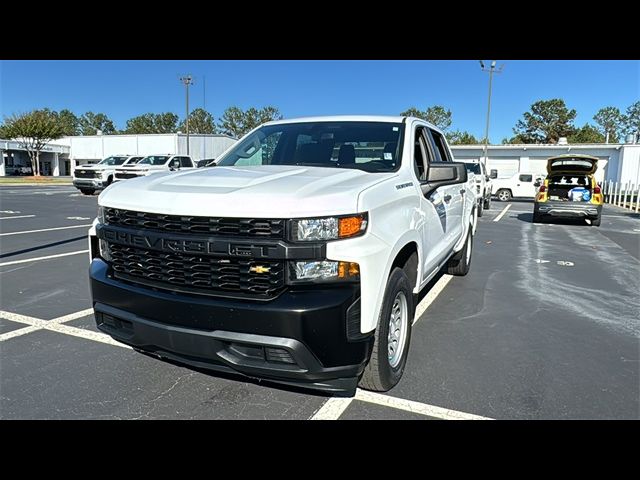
<box><xmin>490</xmin><ymin>169</ymin><xmax>498</xmax><ymax>179</ymax></box>
<box><xmin>485</xmin><ymin>175</ymin><xmax>490</xmax><ymax>181</ymax></box>
<box><xmin>420</xmin><ymin>162</ymin><xmax>468</xmax><ymax>197</ymax></box>
<box><xmin>534</xmin><ymin>180</ymin><xmax>541</xmax><ymax>187</ymax></box>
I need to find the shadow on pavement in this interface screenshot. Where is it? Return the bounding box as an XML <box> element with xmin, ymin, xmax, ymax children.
<box><xmin>0</xmin><ymin>235</ymin><xmax>86</xmax><ymax>259</ymax></box>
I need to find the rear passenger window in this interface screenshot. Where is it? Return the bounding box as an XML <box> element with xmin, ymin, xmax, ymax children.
<box><xmin>180</xmin><ymin>157</ymin><xmax>193</xmax><ymax>168</ymax></box>
<box><xmin>519</xmin><ymin>174</ymin><xmax>533</xmax><ymax>182</ymax></box>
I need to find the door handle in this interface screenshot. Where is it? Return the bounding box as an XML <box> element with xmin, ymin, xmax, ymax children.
<box><xmin>444</xmin><ymin>194</ymin><xmax>452</xmax><ymax>203</ymax></box>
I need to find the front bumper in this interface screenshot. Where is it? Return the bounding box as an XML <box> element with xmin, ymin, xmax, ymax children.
<box><xmin>89</xmin><ymin>259</ymin><xmax>371</xmax><ymax>394</ymax></box>
<box><xmin>73</xmin><ymin>178</ymin><xmax>106</xmax><ymax>189</ymax></box>
<box><xmin>535</xmin><ymin>202</ymin><xmax>602</xmax><ymax>219</ymax></box>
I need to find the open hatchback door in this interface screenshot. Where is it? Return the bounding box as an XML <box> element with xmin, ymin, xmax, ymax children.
<box><xmin>547</xmin><ymin>154</ymin><xmax>598</xmax><ymax>175</ymax></box>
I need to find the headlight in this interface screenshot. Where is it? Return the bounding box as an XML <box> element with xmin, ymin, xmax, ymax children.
<box><xmin>291</xmin><ymin>214</ymin><xmax>367</xmax><ymax>242</ymax></box>
<box><xmin>289</xmin><ymin>260</ymin><xmax>360</xmax><ymax>283</ymax></box>
<box><xmin>97</xmin><ymin>205</ymin><xmax>106</xmax><ymax>224</ymax></box>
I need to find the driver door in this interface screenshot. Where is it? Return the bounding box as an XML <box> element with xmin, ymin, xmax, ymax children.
<box><xmin>414</xmin><ymin>127</ymin><xmax>450</xmax><ymax>281</ymax></box>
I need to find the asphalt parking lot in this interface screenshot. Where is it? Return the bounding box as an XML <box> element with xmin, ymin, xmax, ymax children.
<box><xmin>1</xmin><ymin>186</ymin><xmax>638</xmax><ymax>419</ymax></box>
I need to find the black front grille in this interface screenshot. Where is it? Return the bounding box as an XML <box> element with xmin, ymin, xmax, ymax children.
<box><xmin>75</xmin><ymin>169</ymin><xmax>98</xmax><ymax>179</ymax></box>
<box><xmin>104</xmin><ymin>208</ymin><xmax>285</xmax><ymax>239</ymax></box>
<box><xmin>108</xmin><ymin>243</ymin><xmax>285</xmax><ymax>299</ymax></box>
<box><xmin>115</xmin><ymin>172</ymin><xmax>139</xmax><ymax>180</ymax></box>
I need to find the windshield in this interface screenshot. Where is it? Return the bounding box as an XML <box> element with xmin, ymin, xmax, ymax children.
<box><xmin>98</xmin><ymin>156</ymin><xmax>128</xmax><ymax>166</ymax></box>
<box><xmin>138</xmin><ymin>155</ymin><xmax>170</xmax><ymax>166</ymax></box>
<box><xmin>465</xmin><ymin>163</ymin><xmax>481</xmax><ymax>175</ymax></box>
<box><xmin>217</xmin><ymin>121</ymin><xmax>405</xmax><ymax>173</ymax></box>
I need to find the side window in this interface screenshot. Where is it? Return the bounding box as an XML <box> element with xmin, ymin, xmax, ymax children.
<box><xmin>427</xmin><ymin>128</ymin><xmax>452</xmax><ymax>162</ymax></box>
<box><xmin>519</xmin><ymin>174</ymin><xmax>533</xmax><ymax>182</ymax></box>
<box><xmin>169</xmin><ymin>157</ymin><xmax>181</xmax><ymax>168</ymax></box>
<box><xmin>413</xmin><ymin>127</ymin><xmax>429</xmax><ymax>181</ymax></box>
<box><xmin>181</xmin><ymin>157</ymin><xmax>193</xmax><ymax>168</ymax></box>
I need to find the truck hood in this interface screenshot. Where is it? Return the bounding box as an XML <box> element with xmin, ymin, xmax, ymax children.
<box><xmin>547</xmin><ymin>155</ymin><xmax>598</xmax><ymax>175</ymax></box>
<box><xmin>116</xmin><ymin>164</ymin><xmax>164</xmax><ymax>171</ymax></box>
<box><xmin>99</xmin><ymin>165</ymin><xmax>395</xmax><ymax>217</ymax></box>
<box><xmin>76</xmin><ymin>164</ymin><xmax>106</xmax><ymax>172</ymax></box>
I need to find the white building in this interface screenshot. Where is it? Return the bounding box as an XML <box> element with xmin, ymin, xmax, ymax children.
<box><xmin>451</xmin><ymin>142</ymin><xmax>640</xmax><ymax>185</ymax></box>
<box><xmin>0</xmin><ymin>133</ymin><xmax>237</xmax><ymax>177</ymax></box>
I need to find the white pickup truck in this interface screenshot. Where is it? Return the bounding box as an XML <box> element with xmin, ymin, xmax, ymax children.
<box><xmin>462</xmin><ymin>160</ymin><xmax>492</xmax><ymax>216</ymax></box>
<box><xmin>88</xmin><ymin>116</ymin><xmax>477</xmax><ymax>395</ymax></box>
<box><xmin>113</xmin><ymin>154</ymin><xmax>195</xmax><ymax>181</ymax></box>
<box><xmin>491</xmin><ymin>172</ymin><xmax>545</xmax><ymax>202</ymax></box>
<box><xmin>73</xmin><ymin>155</ymin><xmax>144</xmax><ymax>195</ymax></box>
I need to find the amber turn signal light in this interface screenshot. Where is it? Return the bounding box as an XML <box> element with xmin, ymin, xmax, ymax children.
<box><xmin>338</xmin><ymin>215</ymin><xmax>367</xmax><ymax>238</ymax></box>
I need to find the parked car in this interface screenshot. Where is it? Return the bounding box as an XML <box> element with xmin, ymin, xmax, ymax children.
<box><xmin>462</xmin><ymin>160</ymin><xmax>492</xmax><ymax>216</ymax></box>
<box><xmin>73</xmin><ymin>155</ymin><xmax>144</xmax><ymax>195</ymax></box>
<box><xmin>88</xmin><ymin>115</ymin><xmax>476</xmax><ymax>395</ymax></box>
<box><xmin>114</xmin><ymin>154</ymin><xmax>195</xmax><ymax>181</ymax></box>
<box><xmin>491</xmin><ymin>172</ymin><xmax>545</xmax><ymax>201</ymax></box>
<box><xmin>533</xmin><ymin>154</ymin><xmax>603</xmax><ymax>226</ymax></box>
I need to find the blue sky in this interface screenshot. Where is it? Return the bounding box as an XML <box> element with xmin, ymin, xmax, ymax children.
<box><xmin>1</xmin><ymin>60</ymin><xmax>638</xmax><ymax>142</ymax></box>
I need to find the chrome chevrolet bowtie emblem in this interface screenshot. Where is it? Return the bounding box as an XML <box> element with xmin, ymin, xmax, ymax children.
<box><xmin>249</xmin><ymin>265</ymin><xmax>270</xmax><ymax>274</ymax></box>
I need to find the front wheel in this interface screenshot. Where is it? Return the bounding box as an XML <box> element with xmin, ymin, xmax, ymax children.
<box><xmin>496</xmin><ymin>189</ymin><xmax>512</xmax><ymax>202</ymax></box>
<box><xmin>591</xmin><ymin>215</ymin><xmax>601</xmax><ymax>227</ymax></box>
<box><xmin>477</xmin><ymin>200</ymin><xmax>484</xmax><ymax>217</ymax></box>
<box><xmin>359</xmin><ymin>268</ymin><xmax>414</xmax><ymax>392</ymax></box>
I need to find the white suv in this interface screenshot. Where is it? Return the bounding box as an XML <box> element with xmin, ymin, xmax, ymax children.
<box><xmin>73</xmin><ymin>155</ymin><xmax>144</xmax><ymax>195</ymax></box>
<box><xmin>114</xmin><ymin>154</ymin><xmax>195</xmax><ymax>181</ymax></box>
<box><xmin>88</xmin><ymin>116</ymin><xmax>476</xmax><ymax>395</ymax></box>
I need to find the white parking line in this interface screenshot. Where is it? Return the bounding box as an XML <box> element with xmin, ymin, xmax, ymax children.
<box><xmin>0</xmin><ymin>325</ymin><xmax>42</xmax><ymax>342</ymax></box>
<box><xmin>310</xmin><ymin>396</ymin><xmax>355</xmax><ymax>420</ymax></box>
<box><xmin>0</xmin><ymin>249</ymin><xmax>89</xmax><ymax>267</ymax></box>
<box><xmin>355</xmin><ymin>390</ymin><xmax>493</xmax><ymax>420</ymax></box>
<box><xmin>50</xmin><ymin>308</ymin><xmax>94</xmax><ymax>324</ymax></box>
<box><xmin>493</xmin><ymin>204</ymin><xmax>512</xmax><ymax>222</ymax></box>
<box><xmin>46</xmin><ymin>323</ymin><xmax>132</xmax><ymax>349</ymax></box>
<box><xmin>413</xmin><ymin>274</ymin><xmax>453</xmax><ymax>325</ymax></box>
<box><xmin>0</xmin><ymin>308</ymin><xmax>130</xmax><ymax>349</ymax></box>
<box><xmin>0</xmin><ymin>224</ymin><xmax>92</xmax><ymax>237</ymax></box>
<box><xmin>0</xmin><ymin>215</ymin><xmax>36</xmax><ymax>220</ymax></box>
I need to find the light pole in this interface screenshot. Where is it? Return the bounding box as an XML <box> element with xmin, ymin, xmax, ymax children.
<box><xmin>479</xmin><ymin>61</ymin><xmax>504</xmax><ymax>167</ymax></box>
<box><xmin>179</xmin><ymin>74</ymin><xmax>194</xmax><ymax>155</ymax></box>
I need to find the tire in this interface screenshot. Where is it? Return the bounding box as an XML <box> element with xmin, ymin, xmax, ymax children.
<box><xmin>483</xmin><ymin>193</ymin><xmax>491</xmax><ymax>210</ymax></box>
<box><xmin>496</xmin><ymin>189</ymin><xmax>512</xmax><ymax>202</ymax></box>
<box><xmin>106</xmin><ymin>176</ymin><xmax>113</xmax><ymax>186</ymax></box>
<box><xmin>591</xmin><ymin>215</ymin><xmax>601</xmax><ymax>227</ymax></box>
<box><xmin>477</xmin><ymin>200</ymin><xmax>484</xmax><ymax>217</ymax></box>
<box><xmin>447</xmin><ymin>228</ymin><xmax>473</xmax><ymax>276</ymax></box>
<box><xmin>359</xmin><ymin>267</ymin><xmax>414</xmax><ymax>392</ymax></box>
<box><xmin>80</xmin><ymin>188</ymin><xmax>95</xmax><ymax>195</ymax></box>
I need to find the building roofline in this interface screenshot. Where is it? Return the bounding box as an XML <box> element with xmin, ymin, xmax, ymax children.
<box><xmin>450</xmin><ymin>143</ymin><xmax>633</xmax><ymax>149</ymax></box>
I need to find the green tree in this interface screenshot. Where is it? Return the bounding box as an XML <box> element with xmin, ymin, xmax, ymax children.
<box><xmin>56</xmin><ymin>109</ymin><xmax>80</xmax><ymax>136</ymax></box>
<box><xmin>217</xmin><ymin>106</ymin><xmax>283</xmax><ymax>137</ymax></box>
<box><xmin>568</xmin><ymin>124</ymin><xmax>605</xmax><ymax>143</ymax></box>
<box><xmin>0</xmin><ymin>110</ymin><xmax>63</xmax><ymax>176</ymax></box>
<box><xmin>124</xmin><ymin>112</ymin><xmax>179</xmax><ymax>134</ymax></box>
<box><xmin>593</xmin><ymin>106</ymin><xmax>622</xmax><ymax>143</ymax></box>
<box><xmin>401</xmin><ymin>105</ymin><xmax>452</xmax><ymax>131</ymax></box>
<box><xmin>622</xmin><ymin>101</ymin><xmax>640</xmax><ymax>139</ymax></box>
<box><xmin>446</xmin><ymin>130</ymin><xmax>479</xmax><ymax>145</ymax></box>
<box><xmin>512</xmin><ymin>99</ymin><xmax>577</xmax><ymax>143</ymax></box>
<box><xmin>79</xmin><ymin>111</ymin><xmax>116</xmax><ymax>135</ymax></box>
<box><xmin>179</xmin><ymin>108</ymin><xmax>216</xmax><ymax>134</ymax></box>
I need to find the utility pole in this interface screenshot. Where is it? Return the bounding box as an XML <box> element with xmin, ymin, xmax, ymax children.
<box><xmin>479</xmin><ymin>61</ymin><xmax>504</xmax><ymax>168</ymax></box>
<box><xmin>179</xmin><ymin>74</ymin><xmax>194</xmax><ymax>155</ymax></box>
